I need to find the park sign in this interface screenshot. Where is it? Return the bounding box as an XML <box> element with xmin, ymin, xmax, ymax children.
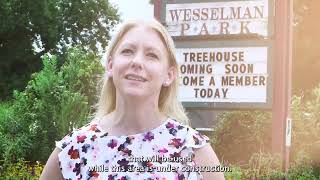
<box><xmin>173</xmin><ymin>40</ymin><xmax>273</xmax><ymax>109</ymax></box>
<box><xmin>176</xmin><ymin>45</ymin><xmax>271</xmax><ymax>108</ymax></box>
<box><xmin>157</xmin><ymin>0</ymin><xmax>274</xmax><ymax>109</ymax></box>
<box><xmin>165</xmin><ymin>0</ymin><xmax>269</xmax><ymax>38</ymax></box>
<box><xmin>157</xmin><ymin>0</ymin><xmax>292</xmax><ymax>169</ymax></box>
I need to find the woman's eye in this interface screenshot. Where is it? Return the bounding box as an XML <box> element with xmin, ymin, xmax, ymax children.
<box><xmin>147</xmin><ymin>53</ymin><xmax>158</xmax><ymax>59</ymax></box>
<box><xmin>121</xmin><ymin>49</ymin><xmax>133</xmax><ymax>55</ymax></box>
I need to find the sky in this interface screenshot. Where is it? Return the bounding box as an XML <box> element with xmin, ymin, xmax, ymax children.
<box><xmin>109</xmin><ymin>0</ymin><xmax>154</xmax><ymax>33</ymax></box>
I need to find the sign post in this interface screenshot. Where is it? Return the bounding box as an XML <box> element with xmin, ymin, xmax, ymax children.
<box><xmin>272</xmin><ymin>0</ymin><xmax>293</xmax><ymax>172</ymax></box>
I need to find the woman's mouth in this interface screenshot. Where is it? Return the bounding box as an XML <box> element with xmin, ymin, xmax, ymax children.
<box><xmin>125</xmin><ymin>74</ymin><xmax>147</xmax><ymax>82</ymax></box>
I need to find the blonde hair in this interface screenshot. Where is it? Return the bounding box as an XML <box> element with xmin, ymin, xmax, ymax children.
<box><xmin>95</xmin><ymin>19</ymin><xmax>189</xmax><ymax>125</ymax></box>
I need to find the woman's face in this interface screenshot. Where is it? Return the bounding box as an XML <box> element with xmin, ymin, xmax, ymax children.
<box><xmin>108</xmin><ymin>26</ymin><xmax>175</xmax><ymax>100</ymax></box>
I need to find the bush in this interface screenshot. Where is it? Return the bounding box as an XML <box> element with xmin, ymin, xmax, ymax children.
<box><xmin>286</xmin><ymin>151</ymin><xmax>318</xmax><ymax>180</ymax></box>
<box><xmin>224</xmin><ymin>165</ymin><xmax>243</xmax><ymax>180</ymax></box>
<box><xmin>244</xmin><ymin>152</ymin><xmax>284</xmax><ymax>179</ymax></box>
<box><xmin>0</xmin><ymin>47</ymin><xmax>104</xmax><ymax>165</ymax></box>
<box><xmin>212</xmin><ymin>83</ymin><xmax>320</xmax><ymax>179</ymax></box>
<box><xmin>0</xmin><ymin>102</ymin><xmax>13</xmax><ymax>157</ymax></box>
<box><xmin>224</xmin><ymin>151</ymin><xmax>318</xmax><ymax>179</ymax></box>
<box><xmin>291</xmin><ymin>84</ymin><xmax>320</xmax><ymax>164</ymax></box>
<box><xmin>211</xmin><ymin>110</ymin><xmax>272</xmax><ymax>164</ymax></box>
<box><xmin>0</xmin><ymin>159</ymin><xmax>43</xmax><ymax>179</ymax></box>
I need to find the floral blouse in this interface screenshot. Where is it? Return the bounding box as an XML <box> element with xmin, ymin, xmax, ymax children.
<box><xmin>56</xmin><ymin>117</ymin><xmax>210</xmax><ymax>180</ymax></box>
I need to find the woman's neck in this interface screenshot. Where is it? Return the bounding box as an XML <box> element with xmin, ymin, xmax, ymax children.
<box><xmin>99</xmin><ymin>96</ymin><xmax>167</xmax><ymax>136</ymax></box>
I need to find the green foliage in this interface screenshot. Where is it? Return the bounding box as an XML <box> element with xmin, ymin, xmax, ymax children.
<box><xmin>0</xmin><ymin>102</ymin><xmax>14</xmax><ymax>161</ymax></box>
<box><xmin>0</xmin><ymin>159</ymin><xmax>43</xmax><ymax>179</ymax></box>
<box><xmin>222</xmin><ymin>152</ymin><xmax>284</xmax><ymax>180</ymax></box>
<box><xmin>244</xmin><ymin>152</ymin><xmax>284</xmax><ymax>179</ymax></box>
<box><xmin>60</xmin><ymin>47</ymin><xmax>104</xmax><ymax>106</ymax></box>
<box><xmin>224</xmin><ymin>165</ymin><xmax>243</xmax><ymax>180</ymax></box>
<box><xmin>211</xmin><ymin>110</ymin><xmax>272</xmax><ymax>164</ymax></box>
<box><xmin>0</xmin><ymin>0</ymin><xmax>119</xmax><ymax>100</ymax></box>
<box><xmin>224</xmin><ymin>151</ymin><xmax>318</xmax><ymax>179</ymax></box>
<box><xmin>291</xmin><ymin>84</ymin><xmax>320</xmax><ymax>163</ymax></box>
<box><xmin>0</xmin><ymin>47</ymin><xmax>104</xmax><ymax>164</ymax></box>
<box><xmin>286</xmin><ymin>151</ymin><xmax>318</xmax><ymax>180</ymax></box>
<box><xmin>211</xmin><ymin>83</ymin><xmax>320</xmax><ymax>179</ymax></box>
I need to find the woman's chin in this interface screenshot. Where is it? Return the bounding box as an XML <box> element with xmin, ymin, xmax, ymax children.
<box><xmin>122</xmin><ymin>88</ymin><xmax>148</xmax><ymax>98</ymax></box>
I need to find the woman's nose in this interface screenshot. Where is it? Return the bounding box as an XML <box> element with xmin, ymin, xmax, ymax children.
<box><xmin>130</xmin><ymin>51</ymin><xmax>144</xmax><ymax>69</ymax></box>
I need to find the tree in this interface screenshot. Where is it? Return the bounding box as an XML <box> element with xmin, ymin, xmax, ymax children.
<box><xmin>0</xmin><ymin>0</ymin><xmax>119</xmax><ymax>100</ymax></box>
<box><xmin>292</xmin><ymin>0</ymin><xmax>320</xmax><ymax>96</ymax></box>
<box><xmin>0</xmin><ymin>47</ymin><xmax>104</xmax><ymax>163</ymax></box>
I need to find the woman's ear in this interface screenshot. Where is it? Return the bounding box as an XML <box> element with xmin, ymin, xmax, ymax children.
<box><xmin>163</xmin><ymin>66</ymin><xmax>177</xmax><ymax>87</ymax></box>
<box><xmin>106</xmin><ymin>57</ymin><xmax>113</xmax><ymax>77</ymax></box>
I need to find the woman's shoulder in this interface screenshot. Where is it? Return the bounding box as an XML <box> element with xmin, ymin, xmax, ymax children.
<box><xmin>55</xmin><ymin>120</ymin><xmax>102</xmax><ymax>150</ymax></box>
<box><xmin>167</xmin><ymin>118</ymin><xmax>210</xmax><ymax>149</ymax></box>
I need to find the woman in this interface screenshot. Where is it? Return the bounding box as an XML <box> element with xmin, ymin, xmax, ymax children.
<box><xmin>41</xmin><ymin>19</ymin><xmax>225</xmax><ymax>180</ymax></box>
